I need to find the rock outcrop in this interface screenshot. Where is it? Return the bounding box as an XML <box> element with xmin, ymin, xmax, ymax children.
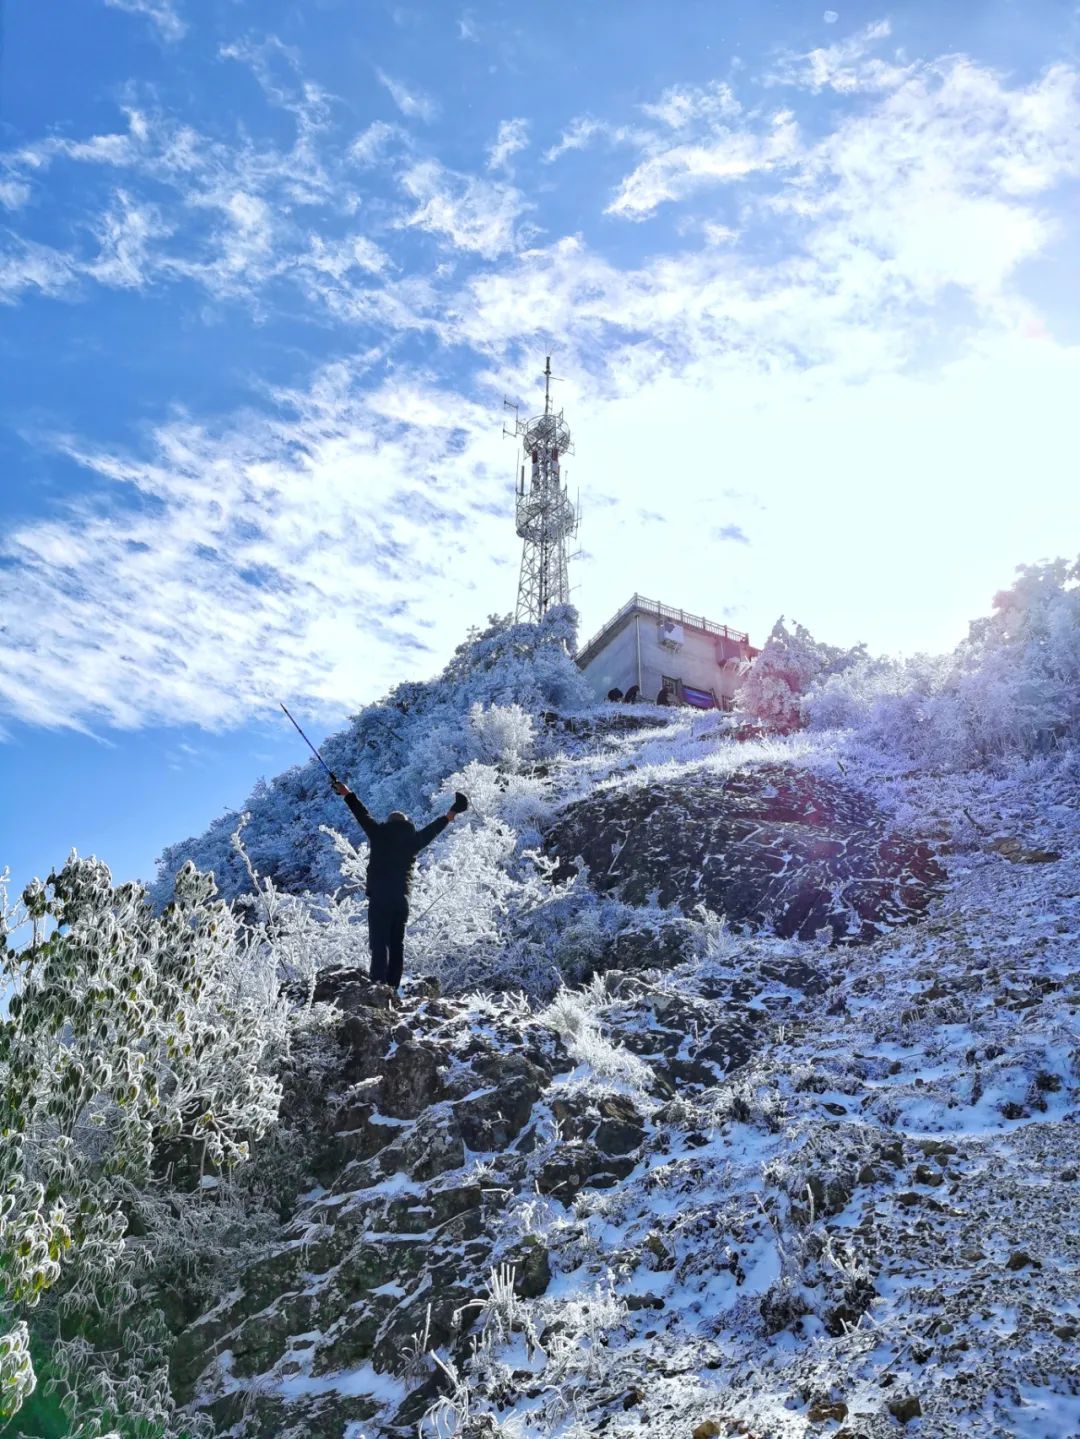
<box><xmin>171</xmin><ymin>936</ymin><xmax>831</xmax><ymax>1437</ymax></box>
<box><xmin>546</xmin><ymin>763</ymin><xmax>944</xmax><ymax>942</ymax></box>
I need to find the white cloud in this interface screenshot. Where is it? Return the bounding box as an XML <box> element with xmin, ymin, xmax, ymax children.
<box><xmin>377</xmin><ymin>70</ymin><xmax>438</xmax><ymax>122</ymax></box>
<box><xmin>3</xmin><ymin>30</ymin><xmax>1080</xmax><ymax>733</ymax></box>
<box><xmin>641</xmin><ymin>80</ymin><xmax>742</xmax><ymax>130</ymax></box>
<box><xmin>0</xmin><ymin>178</ymin><xmax>32</xmax><ymax>211</ymax></box>
<box><xmin>399</xmin><ymin>161</ymin><xmax>528</xmax><ymax>258</ymax></box>
<box><xmin>0</xmin><ymin>241</ymin><xmax>78</xmax><ymax>304</ymax></box>
<box><xmin>776</xmin><ymin>59</ymin><xmax>1080</xmax><ymax>300</ymax></box>
<box><xmin>768</xmin><ymin>19</ymin><xmax>912</xmax><ymax>94</ymax></box>
<box><xmin>451</xmin><ymin>56</ymin><xmax>1080</xmax><ymax>379</ymax></box>
<box><xmin>0</xmin><ymin>67</ymin><xmax>343</xmax><ymax>307</ymax></box>
<box><xmin>608</xmin><ymin>111</ymin><xmax>801</xmax><ymax>218</ymax></box>
<box><xmin>350</xmin><ymin>120</ymin><xmax>402</xmax><ymax>166</ymax></box>
<box><xmin>103</xmin><ymin>0</ymin><xmax>186</xmax><ymax>42</ymax></box>
<box><xmin>303</xmin><ymin>234</ymin><xmax>390</xmax><ymax>280</ymax></box>
<box><xmin>12</xmin><ymin>106</ymin><xmax>152</xmax><ymax>176</ymax></box>
<box><xmin>219</xmin><ymin>38</ymin><xmax>335</xmax><ymax>205</ymax></box>
<box><xmin>487</xmin><ymin>118</ymin><xmax>530</xmax><ymax>174</ymax></box>
<box><xmin>0</xmin><ymin>365</ymin><xmax>510</xmax><ymax>731</ymax></box>
<box><xmin>542</xmin><ymin>116</ymin><xmax>647</xmax><ymax>163</ymax></box>
<box><xmin>87</xmin><ymin>190</ymin><xmax>172</xmax><ymax>289</ymax></box>
<box><xmin>824</xmin><ymin>10</ymin><xmax>839</xmax><ymax>23</ymax></box>
<box><xmin>543</xmin><ymin>118</ymin><xmax>604</xmax><ymax>163</ymax></box>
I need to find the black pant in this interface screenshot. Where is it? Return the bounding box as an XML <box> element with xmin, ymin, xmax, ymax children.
<box><xmin>368</xmin><ymin>896</ymin><xmax>409</xmax><ymax>988</ymax></box>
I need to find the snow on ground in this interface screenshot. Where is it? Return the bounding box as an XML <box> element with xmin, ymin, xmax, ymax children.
<box><xmin>170</xmin><ymin>665</ymin><xmax>1078</xmax><ymax>1439</ymax></box>
<box><xmin>405</xmin><ymin>726</ymin><xmax>1080</xmax><ymax>1438</ymax></box>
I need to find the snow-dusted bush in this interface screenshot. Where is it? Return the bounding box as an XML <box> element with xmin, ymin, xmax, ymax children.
<box><xmin>737</xmin><ymin>616</ymin><xmax>866</xmax><ymax>728</ymax></box>
<box><xmin>468</xmin><ymin>702</ymin><xmax>536</xmax><ymax>770</ymax></box>
<box><xmin>805</xmin><ymin>557</ymin><xmax>1080</xmax><ymax>767</ymax></box>
<box><xmin>0</xmin><ymin>856</ymin><xmax>286</xmax><ymax>1436</ymax></box>
<box><xmin>153</xmin><ymin>606</ymin><xmax>590</xmax><ymax>906</ymax></box>
<box><xmin>539</xmin><ymin>977</ymin><xmax>652</xmax><ymax>1090</ymax></box>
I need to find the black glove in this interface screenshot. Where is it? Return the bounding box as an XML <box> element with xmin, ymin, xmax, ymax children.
<box><xmin>451</xmin><ymin>791</ymin><xmax>469</xmax><ymax>814</ymax></box>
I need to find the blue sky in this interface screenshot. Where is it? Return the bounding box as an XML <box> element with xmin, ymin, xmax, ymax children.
<box><xmin>1</xmin><ymin>0</ymin><xmax>1079</xmax><ymax>898</ymax></box>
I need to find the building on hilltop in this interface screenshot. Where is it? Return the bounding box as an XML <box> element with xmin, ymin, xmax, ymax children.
<box><xmin>576</xmin><ymin>595</ymin><xmax>757</xmax><ymax>710</ymax></box>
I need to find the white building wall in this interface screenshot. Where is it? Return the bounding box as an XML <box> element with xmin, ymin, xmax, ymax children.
<box><xmin>580</xmin><ymin>613</ymin><xmax>747</xmax><ymax>706</ymax></box>
<box><xmin>580</xmin><ymin>618</ymin><xmax>641</xmax><ymax>698</ymax></box>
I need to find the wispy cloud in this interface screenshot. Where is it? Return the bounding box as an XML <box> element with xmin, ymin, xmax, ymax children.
<box><xmin>767</xmin><ymin>19</ymin><xmax>911</xmax><ymax>94</ymax></box>
<box><xmin>0</xmin><ymin>61</ymin><xmax>351</xmax><ymax>305</ymax></box>
<box><xmin>399</xmin><ymin>161</ymin><xmax>528</xmax><ymax>258</ymax></box>
<box><xmin>350</xmin><ymin>120</ymin><xmax>403</xmax><ymax>166</ymax></box>
<box><xmin>0</xmin><ymin>240</ymin><xmax>79</xmax><ymax>304</ymax></box>
<box><xmin>487</xmin><ymin>118</ymin><xmax>529</xmax><ymax>174</ymax></box>
<box><xmin>607</xmin><ymin>111</ymin><xmax>801</xmax><ymax>218</ymax></box>
<box><xmin>3</xmin><ymin>27</ymin><xmax>1080</xmax><ymax>732</ymax></box>
<box><xmin>377</xmin><ymin>69</ymin><xmax>438</xmax><ymax>122</ymax></box>
<box><xmin>0</xmin><ymin>178</ymin><xmax>31</xmax><ymax>211</ymax></box>
<box><xmin>103</xmin><ymin>0</ymin><xmax>186</xmax><ymax>43</ymax></box>
<box><xmin>542</xmin><ymin>116</ymin><xmax>647</xmax><ymax>163</ymax></box>
<box><xmin>86</xmin><ymin>189</ymin><xmax>172</xmax><ymax>289</ymax></box>
<box><xmin>641</xmin><ymin>80</ymin><xmax>741</xmax><ymax>130</ymax></box>
<box><xmin>0</xmin><ymin>365</ymin><xmax>506</xmax><ymax>732</ymax></box>
<box><xmin>455</xmin><ymin>54</ymin><xmax>1080</xmax><ymax>368</ymax></box>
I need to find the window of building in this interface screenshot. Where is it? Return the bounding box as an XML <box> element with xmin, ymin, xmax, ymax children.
<box><xmin>661</xmin><ymin>675</ymin><xmax>680</xmax><ymax>697</ymax></box>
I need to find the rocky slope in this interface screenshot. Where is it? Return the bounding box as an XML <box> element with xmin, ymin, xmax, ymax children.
<box><xmin>167</xmin><ymin>712</ymin><xmax>1080</xmax><ymax>1439</ymax></box>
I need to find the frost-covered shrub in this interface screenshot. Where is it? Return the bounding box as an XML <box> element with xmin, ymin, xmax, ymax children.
<box><xmin>805</xmin><ymin>558</ymin><xmax>1080</xmax><ymax>767</ymax></box>
<box><xmin>468</xmin><ymin>703</ymin><xmax>536</xmax><ymax>771</ymax></box>
<box><xmin>0</xmin><ymin>856</ymin><xmax>286</xmax><ymax>1436</ymax></box>
<box><xmin>153</xmin><ymin>607</ymin><xmax>590</xmax><ymax>906</ymax></box>
<box><xmin>737</xmin><ymin>616</ymin><xmax>866</xmax><ymax>728</ymax></box>
<box><xmin>539</xmin><ymin>978</ymin><xmax>652</xmax><ymax>1090</ymax></box>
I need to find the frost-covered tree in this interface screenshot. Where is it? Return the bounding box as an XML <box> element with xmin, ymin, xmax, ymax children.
<box><xmin>804</xmin><ymin>556</ymin><xmax>1080</xmax><ymax>767</ymax></box>
<box><xmin>737</xmin><ymin>616</ymin><xmax>866</xmax><ymax>729</ymax></box>
<box><xmin>0</xmin><ymin>856</ymin><xmax>286</xmax><ymax>1437</ymax></box>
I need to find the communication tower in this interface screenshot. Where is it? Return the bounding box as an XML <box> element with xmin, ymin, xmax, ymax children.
<box><xmin>504</xmin><ymin>357</ymin><xmax>579</xmax><ymax>623</ymax></box>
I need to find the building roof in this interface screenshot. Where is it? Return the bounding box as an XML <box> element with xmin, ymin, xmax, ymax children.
<box><xmin>576</xmin><ymin>593</ymin><xmax>752</xmax><ymax>668</ymax></box>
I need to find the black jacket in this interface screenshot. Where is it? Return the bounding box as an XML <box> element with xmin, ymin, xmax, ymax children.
<box><xmin>344</xmin><ymin>793</ymin><xmax>449</xmax><ymax>902</ymax></box>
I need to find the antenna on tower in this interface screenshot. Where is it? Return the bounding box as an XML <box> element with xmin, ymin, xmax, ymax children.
<box><xmin>504</xmin><ymin>357</ymin><xmax>578</xmax><ymax>624</ymax></box>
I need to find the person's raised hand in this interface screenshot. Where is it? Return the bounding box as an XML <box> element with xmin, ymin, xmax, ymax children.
<box><xmin>332</xmin><ymin>778</ymin><xmax>350</xmax><ymax>797</ymax></box>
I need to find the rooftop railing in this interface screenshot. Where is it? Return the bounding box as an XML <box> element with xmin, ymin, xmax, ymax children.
<box><xmin>576</xmin><ymin>593</ymin><xmax>749</xmax><ymax>662</ymax></box>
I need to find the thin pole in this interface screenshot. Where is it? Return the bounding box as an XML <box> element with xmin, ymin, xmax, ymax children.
<box><xmin>279</xmin><ymin>702</ymin><xmax>336</xmax><ymax>781</ymax></box>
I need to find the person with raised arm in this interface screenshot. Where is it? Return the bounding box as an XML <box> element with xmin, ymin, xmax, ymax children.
<box><xmin>331</xmin><ymin>780</ymin><xmax>469</xmax><ymax>991</ymax></box>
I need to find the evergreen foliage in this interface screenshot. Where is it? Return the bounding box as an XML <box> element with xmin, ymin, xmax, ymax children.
<box><xmin>0</xmin><ymin>859</ymin><xmax>286</xmax><ymax>1437</ymax></box>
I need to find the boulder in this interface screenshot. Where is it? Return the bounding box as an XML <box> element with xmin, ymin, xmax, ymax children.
<box><xmin>545</xmin><ymin>764</ymin><xmax>943</xmax><ymax>945</ymax></box>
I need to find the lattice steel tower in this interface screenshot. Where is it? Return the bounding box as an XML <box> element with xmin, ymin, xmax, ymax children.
<box><xmin>504</xmin><ymin>357</ymin><xmax>578</xmax><ymax>623</ymax></box>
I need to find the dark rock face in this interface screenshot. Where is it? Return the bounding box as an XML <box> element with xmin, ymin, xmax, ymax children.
<box><xmin>171</xmin><ymin>970</ymin><xmax>568</xmax><ymax>1434</ymax></box>
<box><xmin>546</xmin><ymin>764</ymin><xmax>944</xmax><ymax>944</ymax></box>
<box><xmin>380</xmin><ymin>1040</ymin><xmax>444</xmax><ymax>1118</ymax></box>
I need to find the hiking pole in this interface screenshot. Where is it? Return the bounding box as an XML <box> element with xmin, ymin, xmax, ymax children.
<box><xmin>279</xmin><ymin>702</ymin><xmax>338</xmax><ymax>784</ymax></box>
